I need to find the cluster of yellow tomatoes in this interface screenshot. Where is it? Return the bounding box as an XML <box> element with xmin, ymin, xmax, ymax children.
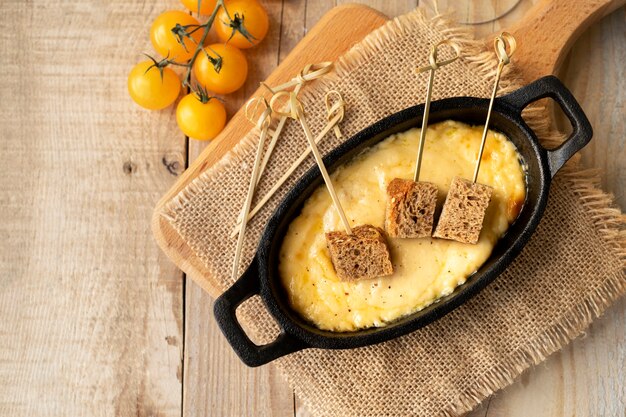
<box><xmin>127</xmin><ymin>0</ymin><xmax>269</xmax><ymax>140</ymax></box>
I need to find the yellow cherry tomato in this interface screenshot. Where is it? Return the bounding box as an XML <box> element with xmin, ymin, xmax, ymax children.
<box><xmin>215</xmin><ymin>0</ymin><xmax>269</xmax><ymax>49</ymax></box>
<box><xmin>150</xmin><ymin>11</ymin><xmax>203</xmax><ymax>61</ymax></box>
<box><xmin>193</xmin><ymin>44</ymin><xmax>248</xmax><ymax>94</ymax></box>
<box><xmin>176</xmin><ymin>93</ymin><xmax>227</xmax><ymax>140</ymax></box>
<box><xmin>180</xmin><ymin>0</ymin><xmax>217</xmax><ymax>15</ymax></box>
<box><xmin>128</xmin><ymin>61</ymin><xmax>181</xmax><ymax>110</ymax></box>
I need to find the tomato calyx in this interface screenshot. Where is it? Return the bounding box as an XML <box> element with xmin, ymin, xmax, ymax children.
<box><xmin>202</xmin><ymin>47</ymin><xmax>223</xmax><ymax>74</ymax></box>
<box><xmin>144</xmin><ymin>54</ymin><xmax>181</xmax><ymax>81</ymax></box>
<box><xmin>171</xmin><ymin>0</ymin><xmax>230</xmax><ymax>88</ymax></box>
<box><xmin>192</xmin><ymin>84</ymin><xmax>221</xmax><ymax>104</ymax></box>
<box><xmin>143</xmin><ymin>53</ymin><xmax>186</xmax><ymax>81</ymax></box>
<box><xmin>221</xmin><ymin>11</ymin><xmax>257</xmax><ymax>46</ymax></box>
<box><xmin>171</xmin><ymin>23</ymin><xmax>203</xmax><ymax>53</ymax></box>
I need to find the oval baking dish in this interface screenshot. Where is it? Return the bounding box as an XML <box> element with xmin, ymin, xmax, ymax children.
<box><xmin>214</xmin><ymin>75</ymin><xmax>592</xmax><ymax>367</ymax></box>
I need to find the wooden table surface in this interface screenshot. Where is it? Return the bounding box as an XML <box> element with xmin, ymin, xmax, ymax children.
<box><xmin>0</xmin><ymin>0</ymin><xmax>623</xmax><ymax>416</ymax></box>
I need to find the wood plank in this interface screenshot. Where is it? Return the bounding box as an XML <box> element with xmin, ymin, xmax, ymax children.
<box><xmin>183</xmin><ymin>284</ymin><xmax>293</xmax><ymax>417</ymax></box>
<box><xmin>506</xmin><ymin>0</ymin><xmax>625</xmax><ymax>84</ymax></box>
<box><xmin>0</xmin><ymin>0</ymin><xmax>183</xmax><ymax>416</ymax></box>
<box><xmin>182</xmin><ymin>1</ymin><xmax>296</xmax><ymax>416</ymax></box>
<box><xmin>559</xmin><ymin>7</ymin><xmax>626</xmax><ymax>206</ymax></box>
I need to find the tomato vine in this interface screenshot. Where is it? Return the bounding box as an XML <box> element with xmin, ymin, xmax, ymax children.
<box><xmin>149</xmin><ymin>0</ymin><xmax>255</xmax><ymax>98</ymax></box>
<box><xmin>129</xmin><ymin>0</ymin><xmax>267</xmax><ymax>140</ymax></box>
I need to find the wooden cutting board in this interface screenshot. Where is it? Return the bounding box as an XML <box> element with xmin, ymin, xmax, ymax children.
<box><xmin>152</xmin><ymin>0</ymin><xmax>624</xmax><ymax>297</ymax></box>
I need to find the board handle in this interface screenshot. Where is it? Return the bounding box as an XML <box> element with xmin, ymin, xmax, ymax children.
<box><xmin>507</xmin><ymin>0</ymin><xmax>625</xmax><ymax>83</ymax></box>
<box><xmin>213</xmin><ymin>258</ymin><xmax>307</xmax><ymax>367</ymax></box>
<box><xmin>501</xmin><ymin>76</ymin><xmax>593</xmax><ymax>177</ymax></box>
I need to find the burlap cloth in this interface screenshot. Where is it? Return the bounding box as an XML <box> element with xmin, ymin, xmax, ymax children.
<box><xmin>161</xmin><ymin>8</ymin><xmax>626</xmax><ymax>417</ymax></box>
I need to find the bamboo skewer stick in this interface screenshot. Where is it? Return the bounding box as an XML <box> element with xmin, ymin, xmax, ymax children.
<box><xmin>230</xmin><ymin>98</ymin><xmax>273</xmax><ymax>281</ymax></box>
<box><xmin>231</xmin><ymin>99</ymin><xmax>290</xmax><ymax>226</ymax></box>
<box><xmin>472</xmin><ymin>32</ymin><xmax>516</xmax><ymax>183</ymax></box>
<box><xmin>325</xmin><ymin>90</ymin><xmax>344</xmax><ymax>140</ymax></box>
<box><xmin>281</xmin><ymin>91</ymin><xmax>352</xmax><ymax>234</ymax></box>
<box><xmin>413</xmin><ymin>40</ymin><xmax>460</xmax><ymax>182</ymax></box>
<box><xmin>255</xmin><ymin>81</ymin><xmax>303</xmax><ymax>186</ymax></box>
<box><xmin>256</xmin><ymin>115</ymin><xmax>288</xmax><ymax>186</ymax></box>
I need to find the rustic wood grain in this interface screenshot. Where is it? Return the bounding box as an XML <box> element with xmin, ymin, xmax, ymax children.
<box><xmin>559</xmin><ymin>8</ymin><xmax>626</xmax><ymax>206</ymax></box>
<box><xmin>182</xmin><ymin>2</ymin><xmax>296</xmax><ymax>416</ymax></box>
<box><xmin>0</xmin><ymin>0</ymin><xmax>183</xmax><ymax>416</ymax></box>
<box><xmin>506</xmin><ymin>0</ymin><xmax>625</xmax><ymax>84</ymax></box>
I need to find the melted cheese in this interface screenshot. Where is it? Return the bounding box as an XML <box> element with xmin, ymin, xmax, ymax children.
<box><xmin>279</xmin><ymin>120</ymin><xmax>526</xmax><ymax>331</ymax></box>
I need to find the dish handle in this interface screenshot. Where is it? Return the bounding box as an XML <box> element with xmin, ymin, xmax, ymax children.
<box><xmin>214</xmin><ymin>258</ymin><xmax>307</xmax><ymax>367</ymax></box>
<box><xmin>500</xmin><ymin>75</ymin><xmax>593</xmax><ymax>178</ymax></box>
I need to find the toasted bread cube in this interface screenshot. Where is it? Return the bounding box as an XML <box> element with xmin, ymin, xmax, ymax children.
<box><xmin>385</xmin><ymin>178</ymin><xmax>438</xmax><ymax>238</ymax></box>
<box><xmin>326</xmin><ymin>225</ymin><xmax>394</xmax><ymax>281</ymax></box>
<box><xmin>433</xmin><ymin>177</ymin><xmax>493</xmax><ymax>244</ymax></box>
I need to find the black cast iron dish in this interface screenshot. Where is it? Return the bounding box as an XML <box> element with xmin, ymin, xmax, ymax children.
<box><xmin>214</xmin><ymin>75</ymin><xmax>592</xmax><ymax>367</ymax></box>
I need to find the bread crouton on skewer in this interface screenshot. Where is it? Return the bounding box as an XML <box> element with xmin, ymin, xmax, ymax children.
<box><xmin>281</xmin><ymin>90</ymin><xmax>394</xmax><ymax>281</ymax></box>
<box><xmin>434</xmin><ymin>32</ymin><xmax>515</xmax><ymax>245</ymax></box>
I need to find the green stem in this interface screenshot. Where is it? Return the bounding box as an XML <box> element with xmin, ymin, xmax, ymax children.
<box><xmin>182</xmin><ymin>0</ymin><xmax>226</xmax><ymax>90</ymax></box>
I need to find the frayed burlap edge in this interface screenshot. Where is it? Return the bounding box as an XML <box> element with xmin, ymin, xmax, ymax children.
<box><xmin>159</xmin><ymin>7</ymin><xmax>626</xmax><ymax>416</ymax></box>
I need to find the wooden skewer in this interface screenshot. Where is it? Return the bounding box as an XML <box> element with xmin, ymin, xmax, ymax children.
<box><xmin>472</xmin><ymin>32</ymin><xmax>516</xmax><ymax>183</ymax></box>
<box><xmin>285</xmin><ymin>91</ymin><xmax>352</xmax><ymax>234</ymax></box>
<box><xmin>413</xmin><ymin>40</ymin><xmax>461</xmax><ymax>182</ymax></box>
<box><xmin>230</xmin><ymin>92</ymin><xmax>345</xmax><ymax>238</ymax></box>
<box><xmin>325</xmin><ymin>90</ymin><xmax>345</xmax><ymax>140</ymax></box>
<box><xmin>256</xmin><ymin>115</ymin><xmax>287</xmax><ymax>186</ymax></box>
<box><xmin>233</xmin><ymin>96</ymin><xmax>290</xmax><ymax>225</ymax></box>
<box><xmin>230</xmin><ymin>98</ymin><xmax>273</xmax><ymax>281</ymax></box>
<box><xmin>255</xmin><ymin>82</ymin><xmax>303</xmax><ymax>186</ymax></box>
